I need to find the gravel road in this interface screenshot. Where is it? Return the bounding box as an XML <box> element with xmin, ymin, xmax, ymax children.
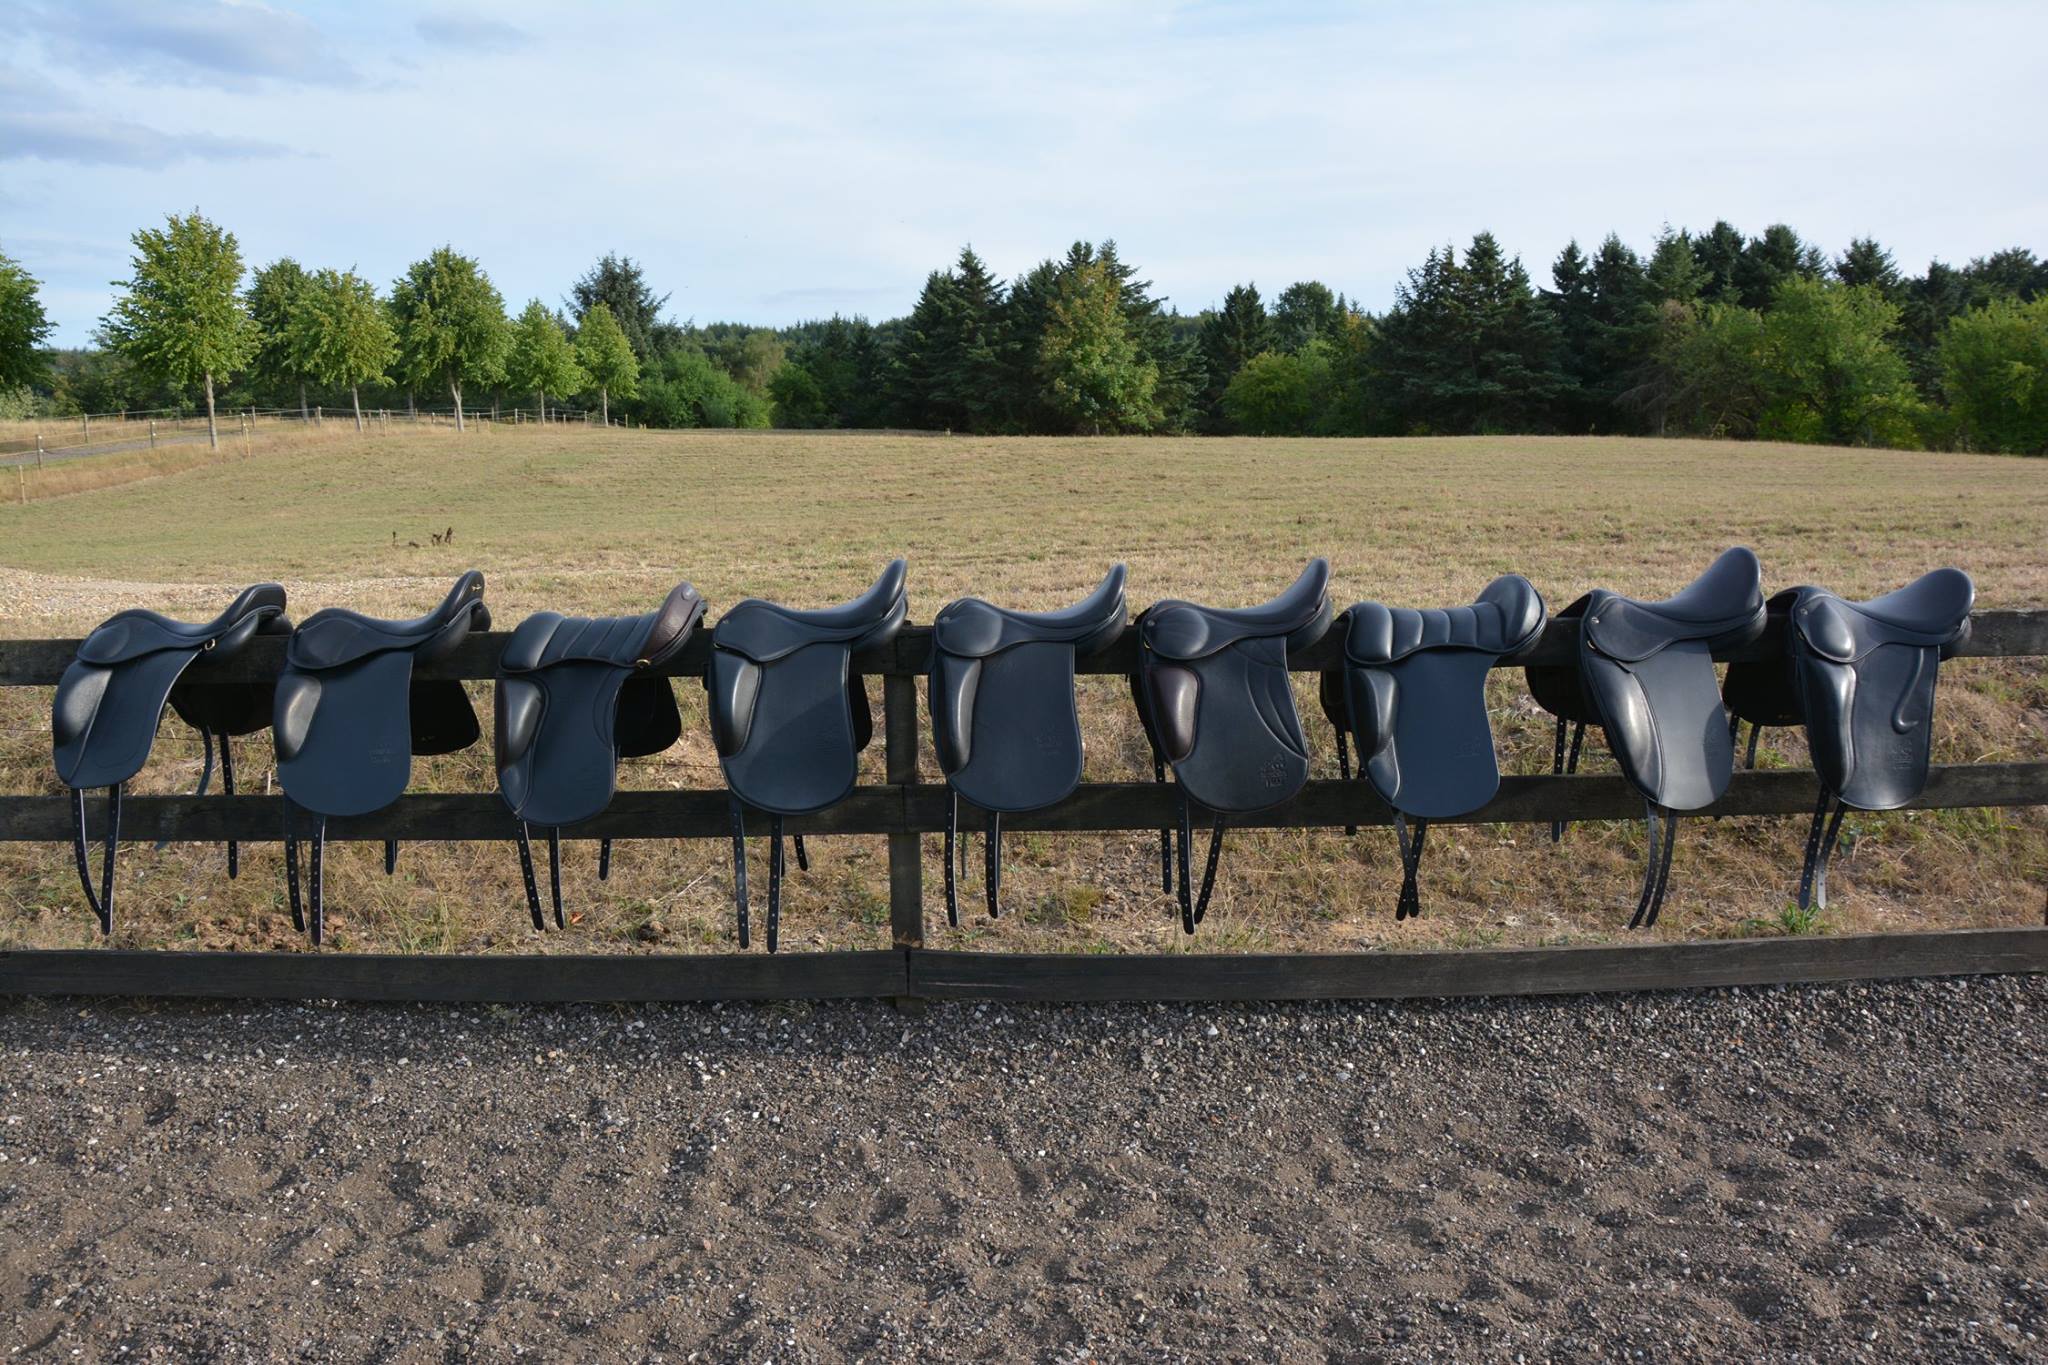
<box><xmin>2</xmin><ymin>977</ymin><xmax>2044</xmax><ymax>1362</ymax></box>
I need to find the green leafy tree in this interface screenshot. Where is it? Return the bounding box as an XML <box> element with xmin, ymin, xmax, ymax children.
<box><xmin>389</xmin><ymin>247</ymin><xmax>510</xmax><ymax>432</ymax></box>
<box><xmin>1</xmin><ymin>243</ymin><xmax>55</xmax><ymax>391</ymax></box>
<box><xmin>504</xmin><ymin>299</ymin><xmax>585</xmax><ymax>422</ymax></box>
<box><xmin>102</xmin><ymin>210</ymin><xmax>256</xmax><ymax>449</ymax></box>
<box><xmin>246</xmin><ymin>258</ymin><xmax>313</xmax><ymax>415</ymax></box>
<box><xmin>1757</xmin><ymin>278</ymin><xmax>1920</xmax><ymax>446</ymax></box>
<box><xmin>1038</xmin><ymin>258</ymin><xmax>1159</xmax><ymax>434</ymax></box>
<box><xmin>567</xmin><ymin>254</ymin><xmax>670</xmax><ymax>358</ymax></box>
<box><xmin>1222</xmin><ymin>344</ymin><xmax>1334</xmax><ymax>435</ymax></box>
<box><xmin>1938</xmin><ymin>296</ymin><xmax>2048</xmax><ymax>453</ymax></box>
<box><xmin>778</xmin><ymin>316</ymin><xmax>885</xmax><ymax>428</ymax></box>
<box><xmin>1270</xmin><ymin>282</ymin><xmax>1340</xmax><ymax>353</ymax></box>
<box><xmin>1664</xmin><ymin>301</ymin><xmax>1772</xmax><ymax>438</ymax></box>
<box><xmin>574</xmin><ymin>302</ymin><xmax>639</xmax><ymax>424</ymax></box>
<box><xmin>286</xmin><ymin>268</ymin><xmax>398</xmax><ymax>431</ymax></box>
<box><xmin>767</xmin><ymin>361</ymin><xmax>828</xmax><ymax>427</ymax></box>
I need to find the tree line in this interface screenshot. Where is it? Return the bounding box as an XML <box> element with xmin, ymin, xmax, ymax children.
<box><xmin>1</xmin><ymin>213</ymin><xmax>2042</xmax><ymax>453</ymax></box>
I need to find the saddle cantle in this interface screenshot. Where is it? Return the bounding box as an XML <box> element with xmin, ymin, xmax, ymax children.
<box><xmin>52</xmin><ymin>584</ymin><xmax>291</xmax><ymax>934</ymax></box>
<box><xmin>1319</xmin><ymin>575</ymin><xmax>1546</xmax><ymax>920</ymax></box>
<box><xmin>707</xmin><ymin>560</ymin><xmax>908</xmax><ymax>951</ymax></box>
<box><xmin>495</xmin><ymin>582</ymin><xmax>707</xmax><ymax>930</ymax></box>
<box><xmin>273</xmin><ymin>571</ymin><xmax>491</xmax><ymax>943</ymax></box>
<box><xmin>1722</xmin><ymin>568</ymin><xmax>1973</xmax><ymax>911</ymax></box>
<box><xmin>1132</xmin><ymin>560</ymin><xmax>1332</xmax><ymax>932</ymax></box>
<box><xmin>929</xmin><ymin>566</ymin><xmax>1128</xmax><ymax>924</ymax></box>
<box><xmin>1526</xmin><ymin>547</ymin><xmax>1766</xmax><ymax>928</ymax></box>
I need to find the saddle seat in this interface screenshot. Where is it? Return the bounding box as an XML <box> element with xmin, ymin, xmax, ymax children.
<box><xmin>1141</xmin><ymin>564</ymin><xmax>1333</xmax><ymax>662</ymax></box>
<box><xmin>287</xmin><ymin>571</ymin><xmax>491</xmax><ymax>671</ymax></box>
<box><xmin>1578</xmin><ymin>547</ymin><xmax>1768</xmax><ymax>664</ymax></box>
<box><xmin>712</xmin><ymin>562</ymin><xmax>910</xmax><ymax>664</ymax></box>
<box><xmin>70</xmin><ymin>583</ymin><xmax>290</xmax><ymax>667</ymax></box>
<box><xmin>1797</xmin><ymin>568</ymin><xmax>1975</xmax><ymax>652</ymax></box>
<box><xmin>931</xmin><ymin>568</ymin><xmax>1127</xmax><ymax>659</ymax></box>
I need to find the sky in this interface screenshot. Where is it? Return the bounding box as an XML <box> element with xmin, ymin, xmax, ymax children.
<box><xmin>4</xmin><ymin>0</ymin><xmax>2044</xmax><ymax>348</ymax></box>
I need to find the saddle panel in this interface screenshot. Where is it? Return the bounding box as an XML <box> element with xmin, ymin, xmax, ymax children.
<box><xmin>275</xmin><ymin>650</ymin><xmax>424</xmax><ymax>816</ymax></box>
<box><xmin>713</xmin><ymin>639</ymin><xmax>866</xmax><ymax>814</ymax></box>
<box><xmin>931</xmin><ymin>565</ymin><xmax>1129</xmax><ymax>660</ymax></box>
<box><xmin>52</xmin><ymin>649</ymin><xmax>199</xmax><ymax>789</ymax></box>
<box><xmin>713</xmin><ymin>560</ymin><xmax>907</xmax><ymax>664</ymax></box>
<box><xmin>942</xmin><ymin>641</ymin><xmax>1085</xmax><ymax>813</ymax></box>
<box><xmin>1582</xmin><ymin>637</ymin><xmax>1735</xmax><ymax>811</ymax></box>
<box><xmin>1523</xmin><ymin>593</ymin><xmax>1598</xmax><ymax>723</ymax></box>
<box><xmin>1142</xmin><ymin>560</ymin><xmax>1331</xmax><ymax>662</ymax></box>
<box><xmin>1721</xmin><ymin>588</ymin><xmax>1808</xmax><ymax>728</ymax></box>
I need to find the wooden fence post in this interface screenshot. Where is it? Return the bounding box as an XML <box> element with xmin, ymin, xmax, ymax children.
<box><xmin>35</xmin><ymin>431</ymin><xmax>44</xmax><ymax>468</ymax></box>
<box><xmin>149</xmin><ymin>420</ymin><xmax>156</xmax><ymax>449</ymax></box>
<box><xmin>15</xmin><ymin>466</ymin><xmax>24</xmax><ymax>503</ymax></box>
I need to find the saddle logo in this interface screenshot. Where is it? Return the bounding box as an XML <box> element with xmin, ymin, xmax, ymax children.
<box><xmin>1261</xmin><ymin>756</ymin><xmax>1290</xmax><ymax>788</ymax></box>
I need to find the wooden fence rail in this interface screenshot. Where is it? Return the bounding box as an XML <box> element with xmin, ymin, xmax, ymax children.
<box><xmin>1</xmin><ymin>608</ymin><xmax>2043</xmax><ymax>1004</ymax></box>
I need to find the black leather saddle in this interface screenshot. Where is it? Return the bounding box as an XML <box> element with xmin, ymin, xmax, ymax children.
<box><xmin>1722</xmin><ymin>569</ymin><xmax>1973</xmax><ymax>911</ymax></box>
<box><xmin>1132</xmin><ymin>560</ymin><xmax>1332</xmax><ymax>932</ymax></box>
<box><xmin>51</xmin><ymin>584</ymin><xmax>290</xmax><ymax>933</ymax></box>
<box><xmin>274</xmin><ymin>571</ymin><xmax>491</xmax><ymax>943</ymax></box>
<box><xmin>1320</xmin><ymin>575</ymin><xmax>1546</xmax><ymax>920</ymax></box>
<box><xmin>929</xmin><ymin>566</ymin><xmax>1128</xmax><ymax>925</ymax></box>
<box><xmin>1526</xmin><ymin>547</ymin><xmax>1766</xmax><ymax>927</ymax></box>
<box><xmin>707</xmin><ymin>561</ymin><xmax>908</xmax><ymax>951</ymax></box>
<box><xmin>495</xmin><ymin>582</ymin><xmax>707</xmax><ymax>930</ymax></box>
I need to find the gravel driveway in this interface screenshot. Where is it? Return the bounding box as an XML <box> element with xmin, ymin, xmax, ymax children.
<box><xmin>2</xmin><ymin>977</ymin><xmax>2044</xmax><ymax>1361</ymax></box>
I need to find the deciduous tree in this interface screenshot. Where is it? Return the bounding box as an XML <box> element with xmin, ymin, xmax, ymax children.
<box><xmin>505</xmin><ymin>299</ymin><xmax>585</xmax><ymax>422</ymax></box>
<box><xmin>102</xmin><ymin>211</ymin><xmax>255</xmax><ymax>449</ymax></box>
<box><xmin>390</xmin><ymin>247</ymin><xmax>510</xmax><ymax>432</ymax></box>
<box><xmin>287</xmin><ymin>268</ymin><xmax>398</xmax><ymax>431</ymax></box>
<box><xmin>575</xmin><ymin>302</ymin><xmax>638</xmax><ymax>424</ymax></box>
<box><xmin>1038</xmin><ymin>258</ymin><xmax>1159</xmax><ymax>434</ymax></box>
<box><xmin>1938</xmin><ymin>296</ymin><xmax>2048</xmax><ymax>453</ymax></box>
<box><xmin>0</xmin><ymin>243</ymin><xmax>54</xmax><ymax>391</ymax></box>
<box><xmin>567</xmin><ymin>254</ymin><xmax>670</xmax><ymax>358</ymax></box>
<box><xmin>247</xmin><ymin>258</ymin><xmax>313</xmax><ymax>416</ymax></box>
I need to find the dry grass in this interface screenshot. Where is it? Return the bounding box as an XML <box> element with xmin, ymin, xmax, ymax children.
<box><xmin>1</xmin><ymin>426</ymin><xmax>2043</xmax><ymax>957</ymax></box>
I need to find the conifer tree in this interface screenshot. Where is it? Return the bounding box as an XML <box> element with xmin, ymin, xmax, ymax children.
<box><xmin>1197</xmin><ymin>283</ymin><xmax>1271</xmax><ymax>428</ymax></box>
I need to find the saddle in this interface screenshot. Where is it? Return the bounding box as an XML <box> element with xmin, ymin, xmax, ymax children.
<box><xmin>1131</xmin><ymin>560</ymin><xmax>1332</xmax><ymax>932</ymax></box>
<box><xmin>707</xmin><ymin>561</ymin><xmax>907</xmax><ymax>951</ymax></box>
<box><xmin>52</xmin><ymin>584</ymin><xmax>291</xmax><ymax>933</ymax></box>
<box><xmin>1526</xmin><ymin>547</ymin><xmax>1766</xmax><ymax>927</ymax></box>
<box><xmin>1722</xmin><ymin>569</ymin><xmax>1973</xmax><ymax>910</ymax></box>
<box><xmin>274</xmin><ymin>571</ymin><xmax>491</xmax><ymax>943</ymax></box>
<box><xmin>495</xmin><ymin>582</ymin><xmax>707</xmax><ymax>930</ymax></box>
<box><xmin>1319</xmin><ymin>575</ymin><xmax>1546</xmax><ymax>920</ymax></box>
<box><xmin>929</xmin><ymin>566</ymin><xmax>1128</xmax><ymax>924</ymax></box>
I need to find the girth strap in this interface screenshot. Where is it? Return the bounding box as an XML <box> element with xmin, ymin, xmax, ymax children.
<box><xmin>1550</xmin><ymin>719</ymin><xmax>1585</xmax><ymax>844</ymax></box>
<box><xmin>1744</xmin><ymin>721</ymin><xmax>1763</xmax><ymax>771</ymax></box>
<box><xmin>513</xmin><ymin>822</ymin><xmax>567</xmax><ymax>931</ymax></box>
<box><xmin>767</xmin><ymin>815</ymin><xmax>785</xmax><ymax>955</ymax></box>
<box><xmin>1393</xmin><ymin>815</ymin><xmax>1430</xmax><ymax>922</ymax></box>
<box><xmin>70</xmin><ymin>783</ymin><xmax>121</xmax><ymax>936</ymax></box>
<box><xmin>1334</xmin><ymin>728</ymin><xmax>1358</xmax><ymax>836</ymax></box>
<box><xmin>282</xmin><ymin>799</ymin><xmax>329</xmax><ymax>945</ymax></box>
<box><xmin>985</xmin><ymin>811</ymin><xmax>1002</xmax><ymax>920</ymax></box>
<box><xmin>385</xmin><ymin>840</ymin><xmax>399</xmax><ymax>876</ymax></box>
<box><xmin>1627</xmin><ymin>802</ymin><xmax>1680</xmax><ymax>930</ymax></box>
<box><xmin>1152</xmin><ymin>756</ymin><xmax>1173</xmax><ymax>894</ymax></box>
<box><xmin>1796</xmin><ymin>788</ymin><xmax>1849</xmax><ymax>912</ymax></box>
<box><xmin>728</xmin><ymin>794</ymin><xmax>750</xmax><ymax>950</ymax></box>
<box><xmin>1173</xmin><ymin>789</ymin><xmax>1226</xmax><ymax>934</ymax></box>
<box><xmin>944</xmin><ymin>791</ymin><xmax>961</xmax><ymax>927</ymax></box>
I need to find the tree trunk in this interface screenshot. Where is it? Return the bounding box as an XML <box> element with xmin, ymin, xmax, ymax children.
<box><xmin>351</xmin><ymin>384</ymin><xmax>364</xmax><ymax>432</ymax></box>
<box><xmin>204</xmin><ymin>372</ymin><xmax>219</xmax><ymax>450</ymax></box>
<box><xmin>299</xmin><ymin>381</ymin><xmax>309</xmax><ymax>423</ymax></box>
<box><xmin>451</xmin><ymin>378</ymin><xmax>465</xmax><ymax>433</ymax></box>
<box><xmin>407</xmin><ymin>390</ymin><xmax>416</xmax><ymax>417</ymax></box>
<box><xmin>536</xmin><ymin>389</ymin><xmax>544</xmax><ymax>423</ymax></box>
<box><xmin>601</xmin><ymin>387</ymin><xmax>609</xmax><ymax>426</ymax></box>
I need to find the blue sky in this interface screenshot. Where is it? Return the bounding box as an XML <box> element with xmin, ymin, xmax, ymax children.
<box><xmin>4</xmin><ymin>0</ymin><xmax>2043</xmax><ymax>347</ymax></box>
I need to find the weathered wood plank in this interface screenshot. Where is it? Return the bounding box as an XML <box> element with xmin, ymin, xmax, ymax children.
<box><xmin>0</xmin><ymin>948</ymin><xmax>908</xmax><ymax>1002</ymax></box>
<box><xmin>5</xmin><ymin>763</ymin><xmax>2045</xmax><ymax>842</ymax></box>
<box><xmin>5</xmin><ymin>608</ymin><xmax>2043</xmax><ymax>685</ymax></box>
<box><xmin>909</xmin><ymin>929</ymin><xmax>2048</xmax><ymax>1001</ymax></box>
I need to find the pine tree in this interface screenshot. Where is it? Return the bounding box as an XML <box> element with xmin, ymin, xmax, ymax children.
<box><xmin>575</xmin><ymin>302</ymin><xmax>638</xmax><ymax>424</ymax></box>
<box><xmin>1545</xmin><ymin>241</ymin><xmax>1596</xmax><ymax>429</ymax></box>
<box><xmin>935</xmin><ymin>246</ymin><xmax>1006</xmax><ymax>432</ymax></box>
<box><xmin>885</xmin><ymin>269</ymin><xmax>964</xmax><ymax>428</ymax></box>
<box><xmin>1644</xmin><ymin>226</ymin><xmax>1705</xmax><ymax>305</ymax></box>
<box><xmin>1691</xmin><ymin>220</ymin><xmax>1747</xmax><ymax>302</ymax></box>
<box><xmin>504</xmin><ymin>299</ymin><xmax>585</xmax><ymax>421</ymax></box>
<box><xmin>1583</xmin><ymin>234</ymin><xmax>1651</xmax><ymax>430</ymax></box>
<box><xmin>103</xmin><ymin>211</ymin><xmax>256</xmax><ymax>450</ymax></box>
<box><xmin>1835</xmin><ymin>238</ymin><xmax>1902</xmax><ymax>299</ymax></box>
<box><xmin>286</xmin><ymin>268</ymin><xmax>397</xmax><ymax>431</ymax></box>
<box><xmin>1735</xmin><ymin>224</ymin><xmax>1826</xmax><ymax>309</ymax></box>
<box><xmin>567</xmin><ymin>254</ymin><xmax>670</xmax><ymax>358</ymax></box>
<box><xmin>1197</xmin><ymin>284</ymin><xmax>1270</xmax><ymax>429</ymax></box>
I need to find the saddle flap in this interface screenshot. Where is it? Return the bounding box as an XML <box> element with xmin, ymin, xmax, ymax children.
<box><xmin>408</xmin><ymin>680</ymin><xmax>483</xmax><ymax>755</ymax></box>
<box><xmin>53</xmin><ymin>648</ymin><xmax>211</xmax><ymax>790</ymax></box>
<box><xmin>614</xmin><ymin>674</ymin><xmax>683</xmax><ymax>759</ymax></box>
<box><xmin>931</xmin><ymin>654</ymin><xmax>982</xmax><ymax>775</ymax></box>
<box><xmin>707</xmin><ymin>650</ymin><xmax>762</xmax><ymax>758</ymax></box>
<box><xmin>1721</xmin><ymin>588</ymin><xmax>1808</xmax><ymax>728</ymax></box>
<box><xmin>940</xmin><ymin>641</ymin><xmax>1087</xmax><ymax>813</ymax></box>
<box><xmin>714</xmin><ymin>640</ymin><xmax>866</xmax><ymax>815</ymax></box>
<box><xmin>1359</xmin><ymin>649</ymin><xmax>1506</xmax><ymax>818</ymax></box>
<box><xmin>1582</xmin><ymin>638</ymin><xmax>1736</xmax><ymax>811</ymax></box>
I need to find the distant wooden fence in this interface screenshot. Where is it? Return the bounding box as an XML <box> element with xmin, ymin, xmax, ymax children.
<box><xmin>2</xmin><ymin>611</ymin><xmax>2045</xmax><ymax>1002</ymax></box>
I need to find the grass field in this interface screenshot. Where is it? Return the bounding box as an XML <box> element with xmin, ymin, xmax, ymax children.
<box><xmin>2</xmin><ymin>425</ymin><xmax>2043</xmax><ymax>956</ymax></box>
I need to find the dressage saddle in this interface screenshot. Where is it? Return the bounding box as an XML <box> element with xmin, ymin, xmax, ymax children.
<box><xmin>1722</xmin><ymin>569</ymin><xmax>1973</xmax><ymax>910</ymax></box>
<box><xmin>929</xmin><ymin>566</ymin><xmax>1128</xmax><ymax>924</ymax></box>
<box><xmin>52</xmin><ymin>584</ymin><xmax>291</xmax><ymax>933</ymax></box>
<box><xmin>495</xmin><ymin>582</ymin><xmax>707</xmax><ymax>930</ymax></box>
<box><xmin>1132</xmin><ymin>560</ymin><xmax>1332</xmax><ymax>933</ymax></box>
<box><xmin>274</xmin><ymin>571</ymin><xmax>491</xmax><ymax>943</ymax></box>
<box><xmin>1525</xmin><ymin>547</ymin><xmax>1766</xmax><ymax>927</ymax></box>
<box><xmin>707</xmin><ymin>560</ymin><xmax>908</xmax><ymax>952</ymax></box>
<box><xmin>1320</xmin><ymin>575</ymin><xmax>1546</xmax><ymax>920</ymax></box>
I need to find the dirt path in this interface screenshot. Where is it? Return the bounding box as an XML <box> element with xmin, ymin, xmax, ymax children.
<box><xmin>1</xmin><ymin>978</ymin><xmax>2044</xmax><ymax>1361</ymax></box>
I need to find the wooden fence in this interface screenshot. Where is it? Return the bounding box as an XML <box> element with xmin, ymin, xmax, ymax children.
<box><xmin>2</xmin><ymin>610</ymin><xmax>2045</xmax><ymax>1003</ymax></box>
